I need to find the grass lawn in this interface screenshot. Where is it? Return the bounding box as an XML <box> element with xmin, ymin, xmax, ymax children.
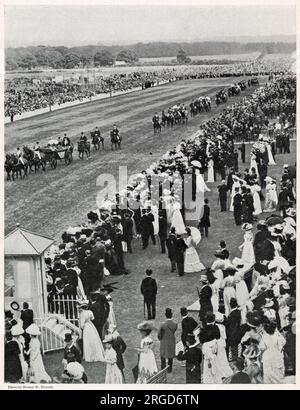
<box><xmin>43</xmin><ymin>140</ymin><xmax>296</xmax><ymax>384</ymax></box>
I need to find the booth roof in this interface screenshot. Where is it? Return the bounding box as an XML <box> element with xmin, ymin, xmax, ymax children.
<box><xmin>5</xmin><ymin>227</ymin><xmax>54</xmax><ymax>256</ymax></box>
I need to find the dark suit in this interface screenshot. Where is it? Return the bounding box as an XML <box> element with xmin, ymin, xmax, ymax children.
<box><xmin>198</xmin><ymin>204</ymin><xmax>210</xmax><ymax>237</ymax></box>
<box><xmin>90</xmin><ymin>295</ymin><xmax>110</xmax><ymax>339</ymax></box>
<box><xmin>181</xmin><ymin>316</ymin><xmax>198</xmax><ymax>347</ymax></box>
<box><xmin>226</xmin><ymin>308</ymin><xmax>241</xmax><ymax>361</ymax></box>
<box><xmin>140</xmin><ymin>276</ymin><xmax>158</xmax><ymax>320</ymax></box>
<box><xmin>199</xmin><ymin>284</ymin><xmax>213</xmax><ymax>324</ymax></box>
<box><xmin>233</xmin><ymin>193</ymin><xmax>243</xmax><ymax>225</ymax></box>
<box><xmin>218</xmin><ymin>185</ymin><xmax>228</xmax><ymax>211</ymax></box>
<box><xmin>20</xmin><ymin>309</ymin><xmax>34</xmax><ymax>330</ymax></box>
<box><xmin>166</xmin><ymin>233</ymin><xmax>177</xmax><ymax>272</ymax></box>
<box><xmin>158</xmin><ymin>210</ymin><xmax>168</xmax><ymax>254</ymax></box>
<box><xmin>199</xmin><ymin>323</ymin><xmax>220</xmax><ymax>344</ymax></box>
<box><xmin>174</xmin><ymin>237</ymin><xmax>187</xmax><ymax>276</ymax></box>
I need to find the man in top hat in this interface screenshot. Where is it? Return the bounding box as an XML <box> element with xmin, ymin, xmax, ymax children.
<box><xmin>198</xmin><ymin>274</ymin><xmax>213</xmax><ymax>325</ymax></box>
<box><xmin>140</xmin><ymin>208</ymin><xmax>155</xmax><ymax>249</ymax></box>
<box><xmin>140</xmin><ymin>269</ymin><xmax>158</xmax><ymax>320</ymax></box>
<box><xmin>89</xmin><ymin>290</ymin><xmax>110</xmax><ymax>340</ymax></box>
<box><xmin>157</xmin><ymin>308</ymin><xmax>178</xmax><ymax>373</ymax></box>
<box><xmin>233</xmin><ymin>186</ymin><xmax>243</xmax><ymax>226</ymax></box>
<box><xmin>174</xmin><ymin>233</ymin><xmax>187</xmax><ymax>276</ymax></box>
<box><xmin>198</xmin><ymin>198</ymin><xmax>210</xmax><ymax>238</ymax></box>
<box><xmin>238</xmin><ymin>141</ymin><xmax>246</xmax><ymax>163</ymax></box>
<box><xmin>180</xmin><ymin>307</ymin><xmax>198</xmax><ymax>348</ymax></box>
<box><xmin>158</xmin><ymin>208</ymin><xmax>168</xmax><ymax>254</ymax></box>
<box><xmin>166</xmin><ymin>227</ymin><xmax>177</xmax><ymax>272</ymax></box>
<box><xmin>177</xmin><ymin>333</ymin><xmax>202</xmax><ymax>383</ymax></box>
<box><xmin>63</xmin><ymin>333</ymin><xmax>82</xmax><ymax>366</ymax></box>
<box><xmin>199</xmin><ymin>312</ymin><xmax>220</xmax><ymax>344</ymax></box>
<box><xmin>20</xmin><ymin>302</ymin><xmax>34</xmax><ymax>354</ymax></box>
<box><xmin>122</xmin><ymin>211</ymin><xmax>134</xmax><ymax>254</ymax></box>
<box><xmin>226</xmin><ymin>298</ymin><xmax>242</xmax><ymax>361</ymax></box>
<box><xmin>217</xmin><ymin>180</ymin><xmax>228</xmax><ymax>212</ymax></box>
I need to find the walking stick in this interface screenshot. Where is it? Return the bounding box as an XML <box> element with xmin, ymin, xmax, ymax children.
<box><xmin>144</xmin><ymin>300</ymin><xmax>146</xmax><ymax>319</ymax></box>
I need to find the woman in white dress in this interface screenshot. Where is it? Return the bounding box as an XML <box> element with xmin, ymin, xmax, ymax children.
<box><xmin>223</xmin><ymin>276</ymin><xmax>236</xmax><ymax>317</ymax></box>
<box><xmin>151</xmin><ymin>203</ymin><xmax>159</xmax><ymax>236</ymax></box>
<box><xmin>259</xmin><ymin>321</ymin><xmax>286</xmax><ymax>384</ymax></box>
<box><xmin>11</xmin><ymin>324</ymin><xmax>28</xmax><ymax>382</ymax></box>
<box><xmin>239</xmin><ymin>223</ymin><xmax>255</xmax><ymax>265</ymax></box>
<box><xmin>229</xmin><ymin>176</ymin><xmax>242</xmax><ymax>212</ymax></box>
<box><xmin>215</xmin><ymin>313</ymin><xmax>233</xmax><ymax>379</ymax></box>
<box><xmin>195</xmin><ymin>166</ymin><xmax>210</xmax><ymax>193</ymax></box>
<box><xmin>266</xmin><ymin>141</ymin><xmax>276</xmax><ymax>165</ymax></box>
<box><xmin>206</xmin><ymin>158</ymin><xmax>215</xmax><ymax>183</ymax></box>
<box><xmin>171</xmin><ymin>202</ymin><xmax>186</xmax><ymax>235</ymax></box>
<box><xmin>26</xmin><ymin>324</ymin><xmax>51</xmax><ymax>383</ymax></box>
<box><xmin>78</xmin><ymin>301</ymin><xmax>105</xmax><ymax>362</ymax></box>
<box><xmin>136</xmin><ymin>322</ymin><xmax>158</xmax><ymax>384</ymax></box>
<box><xmin>263</xmin><ymin>177</ymin><xmax>277</xmax><ymax>212</ymax></box>
<box><xmin>250</xmin><ymin>183</ymin><xmax>262</xmax><ymax>215</ymax></box>
<box><xmin>208</xmin><ymin>273</ymin><xmax>220</xmax><ymax>313</ymax></box>
<box><xmin>202</xmin><ymin>339</ymin><xmax>222</xmax><ymax>384</ymax></box>
<box><xmin>250</xmin><ymin>153</ymin><xmax>259</xmax><ymax>177</ymax></box>
<box><xmin>103</xmin><ymin>335</ymin><xmax>123</xmax><ymax>384</ymax></box>
<box><xmin>234</xmin><ymin>270</ymin><xmax>249</xmax><ymax>308</ymax></box>
<box><xmin>184</xmin><ymin>227</ymin><xmax>205</xmax><ymax>273</ymax></box>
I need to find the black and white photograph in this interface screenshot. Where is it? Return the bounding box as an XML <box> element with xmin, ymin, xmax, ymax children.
<box><xmin>2</xmin><ymin>0</ymin><xmax>297</xmax><ymax>387</ymax></box>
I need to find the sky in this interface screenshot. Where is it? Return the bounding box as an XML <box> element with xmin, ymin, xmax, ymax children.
<box><xmin>4</xmin><ymin>4</ymin><xmax>297</xmax><ymax>47</ymax></box>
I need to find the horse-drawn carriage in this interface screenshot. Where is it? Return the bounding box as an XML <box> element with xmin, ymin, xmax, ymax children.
<box><xmin>40</xmin><ymin>140</ymin><xmax>73</xmax><ymax>169</ymax></box>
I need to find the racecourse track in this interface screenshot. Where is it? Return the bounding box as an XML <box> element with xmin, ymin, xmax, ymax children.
<box><xmin>5</xmin><ymin>77</ymin><xmax>265</xmax><ymax>239</ymax></box>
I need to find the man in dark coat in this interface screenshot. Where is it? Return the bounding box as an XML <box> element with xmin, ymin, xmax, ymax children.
<box><xmin>199</xmin><ymin>312</ymin><xmax>220</xmax><ymax>343</ymax></box>
<box><xmin>233</xmin><ymin>187</ymin><xmax>243</xmax><ymax>226</ymax></box>
<box><xmin>166</xmin><ymin>227</ymin><xmax>177</xmax><ymax>272</ymax></box>
<box><xmin>174</xmin><ymin>234</ymin><xmax>187</xmax><ymax>276</ymax></box>
<box><xmin>226</xmin><ymin>168</ymin><xmax>235</xmax><ymax>192</ymax></box>
<box><xmin>177</xmin><ymin>334</ymin><xmax>202</xmax><ymax>383</ymax></box>
<box><xmin>20</xmin><ymin>302</ymin><xmax>34</xmax><ymax>353</ymax></box>
<box><xmin>238</xmin><ymin>141</ymin><xmax>246</xmax><ymax>163</ymax></box>
<box><xmin>140</xmin><ymin>269</ymin><xmax>158</xmax><ymax>320</ymax></box>
<box><xmin>89</xmin><ymin>291</ymin><xmax>110</xmax><ymax>340</ymax></box>
<box><xmin>258</xmin><ymin>160</ymin><xmax>268</xmax><ymax>189</ymax></box>
<box><xmin>198</xmin><ymin>198</ymin><xmax>210</xmax><ymax>237</ymax></box>
<box><xmin>218</xmin><ymin>180</ymin><xmax>228</xmax><ymax>212</ymax></box>
<box><xmin>198</xmin><ymin>275</ymin><xmax>213</xmax><ymax>325</ymax></box>
<box><xmin>122</xmin><ymin>212</ymin><xmax>134</xmax><ymax>254</ymax></box>
<box><xmin>157</xmin><ymin>308</ymin><xmax>177</xmax><ymax>373</ymax></box>
<box><xmin>112</xmin><ymin>228</ymin><xmax>125</xmax><ymax>272</ymax></box>
<box><xmin>140</xmin><ymin>209</ymin><xmax>155</xmax><ymax>249</ymax></box>
<box><xmin>158</xmin><ymin>208</ymin><xmax>168</xmax><ymax>254</ymax></box>
<box><xmin>226</xmin><ymin>298</ymin><xmax>241</xmax><ymax>361</ymax></box>
<box><xmin>180</xmin><ymin>307</ymin><xmax>198</xmax><ymax>347</ymax></box>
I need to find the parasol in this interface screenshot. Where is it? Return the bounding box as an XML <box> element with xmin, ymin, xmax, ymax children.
<box><xmin>189</xmin><ymin>226</ymin><xmax>201</xmax><ymax>245</ymax></box>
<box><xmin>48</xmin><ymin>139</ymin><xmax>59</xmax><ymax>145</ymax></box>
<box><xmin>191</xmin><ymin>160</ymin><xmax>202</xmax><ymax>169</ymax></box>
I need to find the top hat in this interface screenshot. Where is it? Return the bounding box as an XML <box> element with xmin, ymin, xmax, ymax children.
<box><xmin>64</xmin><ymin>333</ymin><xmax>72</xmax><ymax>343</ymax></box>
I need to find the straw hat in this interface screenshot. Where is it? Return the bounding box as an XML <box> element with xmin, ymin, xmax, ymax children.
<box><xmin>25</xmin><ymin>323</ymin><xmax>41</xmax><ymax>336</ymax></box>
<box><xmin>242</xmin><ymin>223</ymin><xmax>253</xmax><ymax>231</ymax></box>
<box><xmin>11</xmin><ymin>324</ymin><xmax>24</xmax><ymax>336</ymax></box>
<box><xmin>215</xmin><ymin>312</ymin><xmax>225</xmax><ymax>323</ymax></box>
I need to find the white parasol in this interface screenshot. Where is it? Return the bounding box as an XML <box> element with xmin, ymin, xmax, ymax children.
<box><xmin>189</xmin><ymin>226</ymin><xmax>201</xmax><ymax>245</ymax></box>
<box><xmin>48</xmin><ymin>139</ymin><xmax>59</xmax><ymax>145</ymax></box>
<box><xmin>191</xmin><ymin>160</ymin><xmax>202</xmax><ymax>169</ymax></box>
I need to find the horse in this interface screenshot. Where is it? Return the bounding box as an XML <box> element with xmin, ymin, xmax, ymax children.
<box><xmin>111</xmin><ymin>134</ymin><xmax>122</xmax><ymax>150</ymax></box>
<box><xmin>77</xmin><ymin>140</ymin><xmax>90</xmax><ymax>160</ymax></box>
<box><xmin>5</xmin><ymin>154</ymin><xmax>29</xmax><ymax>180</ymax></box>
<box><xmin>181</xmin><ymin>110</ymin><xmax>188</xmax><ymax>126</ymax></box>
<box><xmin>174</xmin><ymin>110</ymin><xmax>182</xmax><ymax>125</ymax></box>
<box><xmin>91</xmin><ymin>131</ymin><xmax>104</xmax><ymax>150</ymax></box>
<box><xmin>152</xmin><ymin>119</ymin><xmax>162</xmax><ymax>135</ymax></box>
<box><xmin>23</xmin><ymin>146</ymin><xmax>46</xmax><ymax>172</ymax></box>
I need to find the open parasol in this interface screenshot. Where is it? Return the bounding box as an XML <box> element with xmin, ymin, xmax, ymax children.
<box><xmin>188</xmin><ymin>226</ymin><xmax>201</xmax><ymax>245</ymax></box>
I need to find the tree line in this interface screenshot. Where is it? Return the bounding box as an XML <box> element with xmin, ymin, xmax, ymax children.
<box><xmin>5</xmin><ymin>41</ymin><xmax>295</xmax><ymax>71</ymax></box>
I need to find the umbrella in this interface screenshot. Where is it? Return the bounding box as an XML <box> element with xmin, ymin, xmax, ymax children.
<box><xmin>191</xmin><ymin>160</ymin><xmax>202</xmax><ymax>169</ymax></box>
<box><xmin>266</xmin><ymin>215</ymin><xmax>284</xmax><ymax>226</ymax></box>
<box><xmin>189</xmin><ymin>226</ymin><xmax>201</xmax><ymax>245</ymax></box>
<box><xmin>48</xmin><ymin>139</ymin><xmax>59</xmax><ymax>145</ymax></box>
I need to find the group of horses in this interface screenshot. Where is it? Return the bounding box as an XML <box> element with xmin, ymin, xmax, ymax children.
<box><xmin>189</xmin><ymin>96</ymin><xmax>212</xmax><ymax>117</ymax></box>
<box><xmin>152</xmin><ymin>105</ymin><xmax>189</xmax><ymax>134</ymax></box>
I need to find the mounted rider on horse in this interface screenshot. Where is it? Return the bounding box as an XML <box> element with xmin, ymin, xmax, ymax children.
<box><xmin>91</xmin><ymin>126</ymin><xmax>104</xmax><ymax>150</ymax></box>
<box><xmin>110</xmin><ymin>124</ymin><xmax>122</xmax><ymax>150</ymax></box>
<box><xmin>152</xmin><ymin>112</ymin><xmax>161</xmax><ymax>135</ymax></box>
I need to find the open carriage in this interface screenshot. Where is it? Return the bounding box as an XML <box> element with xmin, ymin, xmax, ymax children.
<box><xmin>40</xmin><ymin>139</ymin><xmax>73</xmax><ymax>169</ymax></box>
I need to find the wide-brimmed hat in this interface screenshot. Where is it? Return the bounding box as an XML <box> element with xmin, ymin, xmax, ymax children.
<box><xmin>200</xmin><ymin>274</ymin><xmax>208</xmax><ymax>283</ymax></box>
<box><xmin>264</xmin><ymin>298</ymin><xmax>274</xmax><ymax>308</ymax></box>
<box><xmin>191</xmin><ymin>160</ymin><xmax>202</xmax><ymax>169</ymax></box>
<box><xmin>232</xmin><ymin>257</ymin><xmax>244</xmax><ymax>268</ymax></box>
<box><xmin>137</xmin><ymin>321</ymin><xmax>156</xmax><ymax>332</ymax></box>
<box><xmin>11</xmin><ymin>324</ymin><xmax>24</xmax><ymax>336</ymax></box>
<box><xmin>215</xmin><ymin>312</ymin><xmax>225</xmax><ymax>323</ymax></box>
<box><xmin>242</xmin><ymin>223</ymin><xmax>253</xmax><ymax>231</ymax></box>
<box><xmin>64</xmin><ymin>332</ymin><xmax>72</xmax><ymax>343</ymax></box>
<box><xmin>66</xmin><ymin>362</ymin><xmax>84</xmax><ymax>380</ymax></box>
<box><xmin>77</xmin><ymin>300</ymin><xmax>89</xmax><ymax>309</ymax></box>
<box><xmin>243</xmin><ymin>345</ymin><xmax>260</xmax><ymax>360</ymax></box>
<box><xmin>26</xmin><ymin>323</ymin><xmax>41</xmax><ymax>336</ymax></box>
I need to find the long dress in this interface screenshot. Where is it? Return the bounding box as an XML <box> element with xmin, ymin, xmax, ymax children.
<box><xmin>104</xmin><ymin>346</ymin><xmax>123</xmax><ymax>384</ymax></box>
<box><xmin>14</xmin><ymin>336</ymin><xmax>28</xmax><ymax>382</ymax></box>
<box><xmin>80</xmin><ymin>310</ymin><xmax>105</xmax><ymax>362</ymax></box>
<box><xmin>196</xmin><ymin>169</ymin><xmax>210</xmax><ymax>193</ymax></box>
<box><xmin>211</xmin><ymin>281</ymin><xmax>220</xmax><ymax>313</ymax></box>
<box><xmin>184</xmin><ymin>236</ymin><xmax>205</xmax><ymax>273</ymax></box>
<box><xmin>171</xmin><ymin>203</ymin><xmax>186</xmax><ymax>235</ymax></box>
<box><xmin>202</xmin><ymin>339</ymin><xmax>222</xmax><ymax>384</ymax></box>
<box><xmin>223</xmin><ymin>284</ymin><xmax>236</xmax><ymax>317</ymax></box>
<box><xmin>216</xmin><ymin>324</ymin><xmax>233</xmax><ymax>378</ymax></box>
<box><xmin>250</xmin><ymin>154</ymin><xmax>259</xmax><ymax>176</ymax></box>
<box><xmin>152</xmin><ymin>205</ymin><xmax>159</xmax><ymax>235</ymax></box>
<box><xmin>136</xmin><ymin>336</ymin><xmax>158</xmax><ymax>384</ymax></box>
<box><xmin>29</xmin><ymin>337</ymin><xmax>51</xmax><ymax>383</ymax></box>
<box><xmin>234</xmin><ymin>271</ymin><xmax>249</xmax><ymax>307</ymax></box>
<box><xmin>207</xmin><ymin>159</ymin><xmax>215</xmax><ymax>183</ymax></box>
<box><xmin>240</xmin><ymin>231</ymin><xmax>255</xmax><ymax>265</ymax></box>
<box><xmin>264</xmin><ymin>183</ymin><xmax>277</xmax><ymax>212</ymax></box>
<box><xmin>259</xmin><ymin>330</ymin><xmax>286</xmax><ymax>384</ymax></box>
<box><xmin>266</xmin><ymin>143</ymin><xmax>276</xmax><ymax>165</ymax></box>
<box><xmin>106</xmin><ymin>297</ymin><xmax>117</xmax><ymax>328</ymax></box>
<box><xmin>251</xmin><ymin>185</ymin><xmax>262</xmax><ymax>215</ymax></box>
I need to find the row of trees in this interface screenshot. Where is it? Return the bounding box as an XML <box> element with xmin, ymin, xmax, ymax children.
<box><xmin>5</xmin><ymin>41</ymin><xmax>295</xmax><ymax>71</ymax></box>
<box><xmin>5</xmin><ymin>47</ymin><xmax>139</xmax><ymax>70</ymax></box>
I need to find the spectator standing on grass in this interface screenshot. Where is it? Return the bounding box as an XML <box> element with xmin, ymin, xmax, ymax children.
<box><xmin>180</xmin><ymin>307</ymin><xmax>198</xmax><ymax>348</ymax></box>
<box><xmin>198</xmin><ymin>198</ymin><xmax>210</xmax><ymax>238</ymax></box>
<box><xmin>140</xmin><ymin>269</ymin><xmax>157</xmax><ymax>320</ymax></box>
<box><xmin>157</xmin><ymin>308</ymin><xmax>177</xmax><ymax>373</ymax></box>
